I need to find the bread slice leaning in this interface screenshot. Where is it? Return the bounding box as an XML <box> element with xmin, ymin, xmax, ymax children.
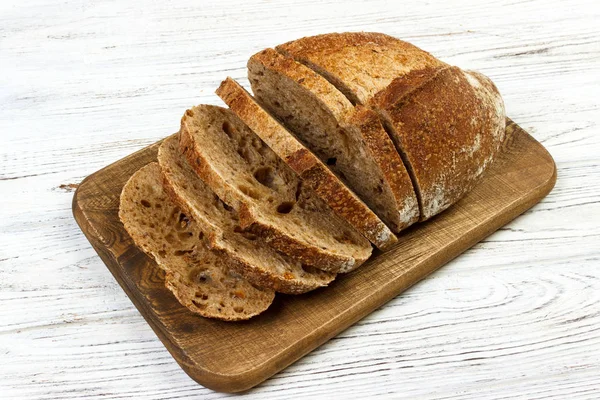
<box><xmin>177</xmin><ymin>106</ymin><xmax>372</xmax><ymax>273</ymax></box>
<box><xmin>216</xmin><ymin>79</ymin><xmax>397</xmax><ymax>250</ymax></box>
<box><xmin>248</xmin><ymin>48</ymin><xmax>419</xmax><ymax>232</ymax></box>
<box><xmin>119</xmin><ymin>162</ymin><xmax>275</xmax><ymax>320</ymax></box>
<box><xmin>158</xmin><ymin>134</ymin><xmax>336</xmax><ymax>292</ymax></box>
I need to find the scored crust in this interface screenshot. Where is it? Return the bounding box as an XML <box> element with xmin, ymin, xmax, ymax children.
<box><xmin>178</xmin><ymin>105</ymin><xmax>373</xmax><ymax>272</ymax></box>
<box><xmin>276</xmin><ymin>32</ymin><xmax>446</xmax><ymax>105</ymax></box>
<box><xmin>216</xmin><ymin>78</ymin><xmax>398</xmax><ymax>250</ymax></box>
<box><xmin>118</xmin><ymin>162</ymin><xmax>275</xmax><ymax>320</ymax></box>
<box><xmin>158</xmin><ymin>134</ymin><xmax>336</xmax><ymax>293</ymax></box>
<box><xmin>248</xmin><ymin>48</ymin><xmax>419</xmax><ymax>232</ymax></box>
<box><xmin>371</xmin><ymin>66</ymin><xmax>506</xmax><ymax>219</ymax></box>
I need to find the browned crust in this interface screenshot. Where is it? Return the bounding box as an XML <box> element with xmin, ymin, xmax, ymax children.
<box><xmin>347</xmin><ymin>106</ymin><xmax>420</xmax><ymax>229</ymax></box>
<box><xmin>217</xmin><ymin>78</ymin><xmax>397</xmax><ymax>250</ymax></box>
<box><xmin>370</xmin><ymin>66</ymin><xmax>450</xmax><ymax>110</ymax></box>
<box><xmin>158</xmin><ymin>147</ymin><xmax>336</xmax><ymax>294</ymax></box>
<box><xmin>371</xmin><ymin>66</ymin><xmax>506</xmax><ymax>220</ymax></box>
<box><xmin>178</xmin><ymin>105</ymin><xmax>370</xmax><ymax>271</ymax></box>
<box><xmin>278</xmin><ymin>32</ymin><xmax>414</xmax><ymax>54</ymax></box>
<box><xmin>284</xmin><ymin>147</ymin><xmax>318</xmax><ymax>174</ymax></box>
<box><xmin>276</xmin><ymin>32</ymin><xmax>445</xmax><ymax>105</ymax></box>
<box><xmin>226</xmin><ymin>255</ymin><xmax>335</xmax><ymax>295</ymax></box>
<box><xmin>294</xmin><ymin>162</ymin><xmax>397</xmax><ymax>250</ymax></box>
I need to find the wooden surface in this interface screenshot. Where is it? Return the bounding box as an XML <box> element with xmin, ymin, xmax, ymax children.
<box><xmin>72</xmin><ymin>121</ymin><xmax>555</xmax><ymax>392</ymax></box>
<box><xmin>1</xmin><ymin>0</ymin><xmax>599</xmax><ymax>398</ymax></box>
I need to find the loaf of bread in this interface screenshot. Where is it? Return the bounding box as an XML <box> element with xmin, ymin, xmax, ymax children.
<box><xmin>277</xmin><ymin>32</ymin><xmax>506</xmax><ymax>219</ymax></box>
<box><xmin>118</xmin><ymin>32</ymin><xmax>507</xmax><ymax>320</ymax></box>
<box><xmin>371</xmin><ymin>66</ymin><xmax>505</xmax><ymax>218</ymax></box>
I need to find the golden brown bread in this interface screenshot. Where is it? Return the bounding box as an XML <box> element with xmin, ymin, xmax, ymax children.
<box><xmin>276</xmin><ymin>32</ymin><xmax>446</xmax><ymax>105</ymax></box>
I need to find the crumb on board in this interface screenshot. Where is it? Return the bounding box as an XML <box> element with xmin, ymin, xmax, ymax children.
<box><xmin>58</xmin><ymin>183</ymin><xmax>79</xmax><ymax>192</ymax></box>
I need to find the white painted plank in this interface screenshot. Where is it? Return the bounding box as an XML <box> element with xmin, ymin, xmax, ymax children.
<box><xmin>1</xmin><ymin>0</ymin><xmax>599</xmax><ymax>398</ymax></box>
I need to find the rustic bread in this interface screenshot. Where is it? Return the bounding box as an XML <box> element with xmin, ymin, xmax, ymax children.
<box><xmin>276</xmin><ymin>32</ymin><xmax>445</xmax><ymax>105</ymax></box>
<box><xmin>370</xmin><ymin>66</ymin><xmax>506</xmax><ymax>219</ymax></box>
<box><xmin>248</xmin><ymin>48</ymin><xmax>419</xmax><ymax>232</ymax></box>
<box><xmin>179</xmin><ymin>105</ymin><xmax>372</xmax><ymax>272</ymax></box>
<box><xmin>158</xmin><ymin>134</ymin><xmax>336</xmax><ymax>293</ymax></box>
<box><xmin>216</xmin><ymin>78</ymin><xmax>397</xmax><ymax>250</ymax></box>
<box><xmin>119</xmin><ymin>162</ymin><xmax>275</xmax><ymax>320</ymax></box>
<box><xmin>277</xmin><ymin>32</ymin><xmax>506</xmax><ymax>220</ymax></box>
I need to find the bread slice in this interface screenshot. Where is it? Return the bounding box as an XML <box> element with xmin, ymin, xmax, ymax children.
<box><xmin>276</xmin><ymin>32</ymin><xmax>445</xmax><ymax>105</ymax></box>
<box><xmin>158</xmin><ymin>134</ymin><xmax>336</xmax><ymax>292</ymax></box>
<box><xmin>119</xmin><ymin>162</ymin><xmax>275</xmax><ymax>320</ymax></box>
<box><xmin>370</xmin><ymin>66</ymin><xmax>506</xmax><ymax>219</ymax></box>
<box><xmin>177</xmin><ymin>107</ymin><xmax>372</xmax><ymax>272</ymax></box>
<box><xmin>216</xmin><ymin>79</ymin><xmax>397</xmax><ymax>250</ymax></box>
<box><xmin>247</xmin><ymin>48</ymin><xmax>419</xmax><ymax>232</ymax></box>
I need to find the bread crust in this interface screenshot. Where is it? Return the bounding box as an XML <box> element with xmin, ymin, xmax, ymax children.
<box><xmin>217</xmin><ymin>78</ymin><xmax>398</xmax><ymax>250</ymax></box>
<box><xmin>276</xmin><ymin>32</ymin><xmax>445</xmax><ymax>105</ymax></box>
<box><xmin>347</xmin><ymin>106</ymin><xmax>420</xmax><ymax>227</ymax></box>
<box><xmin>371</xmin><ymin>66</ymin><xmax>506</xmax><ymax>219</ymax></box>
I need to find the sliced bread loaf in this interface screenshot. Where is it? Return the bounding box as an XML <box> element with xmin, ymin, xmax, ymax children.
<box><xmin>277</xmin><ymin>32</ymin><xmax>506</xmax><ymax>220</ymax></box>
<box><xmin>247</xmin><ymin>48</ymin><xmax>419</xmax><ymax>232</ymax></box>
<box><xmin>276</xmin><ymin>32</ymin><xmax>445</xmax><ymax>105</ymax></box>
<box><xmin>119</xmin><ymin>162</ymin><xmax>275</xmax><ymax>320</ymax></box>
<box><xmin>370</xmin><ymin>66</ymin><xmax>506</xmax><ymax>219</ymax></box>
<box><xmin>178</xmin><ymin>106</ymin><xmax>372</xmax><ymax>272</ymax></box>
<box><xmin>216</xmin><ymin>78</ymin><xmax>397</xmax><ymax>250</ymax></box>
<box><xmin>158</xmin><ymin>134</ymin><xmax>336</xmax><ymax>292</ymax></box>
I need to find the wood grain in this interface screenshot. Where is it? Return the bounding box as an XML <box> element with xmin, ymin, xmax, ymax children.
<box><xmin>71</xmin><ymin>120</ymin><xmax>555</xmax><ymax>392</ymax></box>
<box><xmin>2</xmin><ymin>0</ymin><xmax>599</xmax><ymax>398</ymax></box>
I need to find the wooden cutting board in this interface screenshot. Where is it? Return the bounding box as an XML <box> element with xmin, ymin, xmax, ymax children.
<box><xmin>72</xmin><ymin>119</ymin><xmax>555</xmax><ymax>393</ymax></box>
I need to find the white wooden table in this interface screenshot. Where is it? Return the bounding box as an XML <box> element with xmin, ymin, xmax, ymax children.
<box><xmin>2</xmin><ymin>0</ymin><xmax>599</xmax><ymax>398</ymax></box>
